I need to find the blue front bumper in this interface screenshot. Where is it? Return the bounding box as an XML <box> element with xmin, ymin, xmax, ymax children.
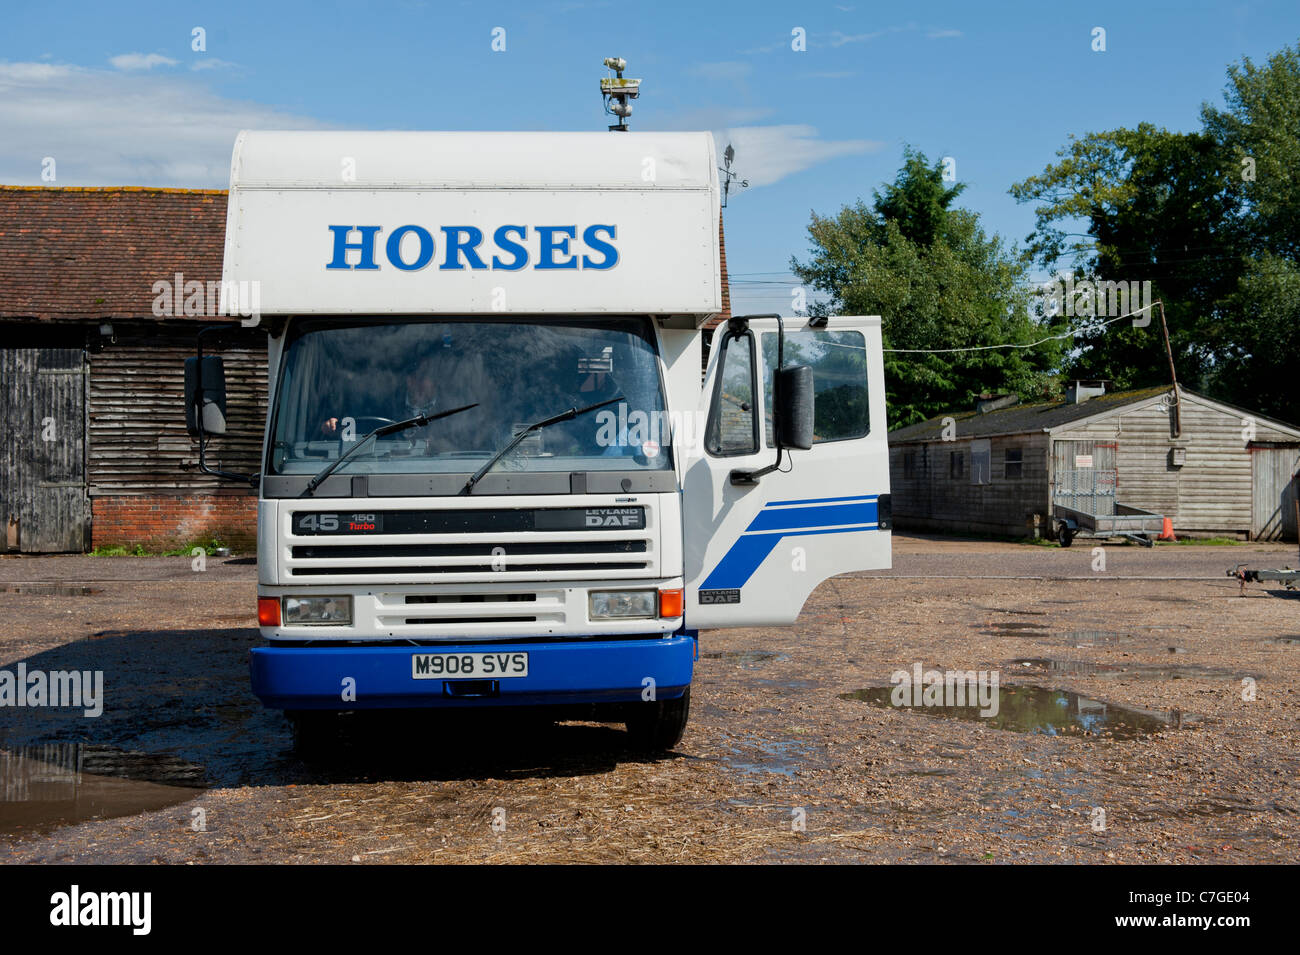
<box><xmin>250</xmin><ymin>635</ymin><xmax>696</xmax><ymax>710</ymax></box>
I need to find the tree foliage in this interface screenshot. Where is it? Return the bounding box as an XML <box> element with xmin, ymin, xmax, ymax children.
<box><xmin>1012</xmin><ymin>40</ymin><xmax>1300</xmax><ymax>423</ymax></box>
<box><xmin>792</xmin><ymin>148</ymin><xmax>1063</xmax><ymax>429</ymax></box>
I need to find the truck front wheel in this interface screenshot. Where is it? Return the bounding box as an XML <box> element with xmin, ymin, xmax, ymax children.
<box><xmin>625</xmin><ymin>688</ymin><xmax>690</xmax><ymax>752</ymax></box>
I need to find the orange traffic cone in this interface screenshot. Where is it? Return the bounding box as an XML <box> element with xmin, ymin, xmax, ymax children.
<box><xmin>1158</xmin><ymin>517</ymin><xmax>1177</xmax><ymax>541</ymax></box>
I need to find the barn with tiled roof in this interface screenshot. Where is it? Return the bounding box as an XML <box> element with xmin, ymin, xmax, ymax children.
<box><xmin>0</xmin><ymin>186</ymin><xmax>265</xmax><ymax>552</ymax></box>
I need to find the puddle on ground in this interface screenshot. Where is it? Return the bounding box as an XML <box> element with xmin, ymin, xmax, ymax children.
<box><xmin>839</xmin><ymin>685</ymin><xmax>1196</xmax><ymax>740</ymax></box>
<box><xmin>701</xmin><ymin>650</ymin><xmax>790</xmax><ymax>667</ymax></box>
<box><xmin>982</xmin><ymin>622</ymin><xmax>1051</xmax><ymax>634</ymax></box>
<box><xmin>0</xmin><ymin>583</ymin><xmax>103</xmax><ymax>596</ymax></box>
<box><xmin>1011</xmin><ymin>658</ymin><xmax>1258</xmax><ymax>681</ymax></box>
<box><xmin>1050</xmin><ymin>630</ymin><xmax>1133</xmax><ymax>647</ymax></box>
<box><xmin>0</xmin><ymin>743</ymin><xmax>206</xmax><ymax>837</ymax></box>
<box><xmin>719</xmin><ymin>739</ymin><xmax>811</xmax><ymax>778</ymax></box>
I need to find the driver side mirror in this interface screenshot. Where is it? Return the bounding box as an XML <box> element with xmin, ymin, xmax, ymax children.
<box><xmin>775</xmin><ymin>364</ymin><xmax>813</xmax><ymax>450</ymax></box>
<box><xmin>184</xmin><ymin>355</ymin><xmax>228</xmax><ymax>436</ymax></box>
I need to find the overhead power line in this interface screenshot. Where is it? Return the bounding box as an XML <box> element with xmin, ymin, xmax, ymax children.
<box><xmin>882</xmin><ymin>301</ymin><xmax>1158</xmax><ymax>354</ymax></box>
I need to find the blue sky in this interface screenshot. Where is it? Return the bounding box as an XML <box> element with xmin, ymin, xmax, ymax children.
<box><xmin>2</xmin><ymin>0</ymin><xmax>1297</xmax><ymax>313</ymax></box>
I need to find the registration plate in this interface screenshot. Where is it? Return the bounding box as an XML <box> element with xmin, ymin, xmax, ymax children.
<box><xmin>411</xmin><ymin>651</ymin><xmax>529</xmax><ymax>679</ymax></box>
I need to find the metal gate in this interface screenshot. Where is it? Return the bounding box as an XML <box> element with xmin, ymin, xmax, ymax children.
<box><xmin>1052</xmin><ymin>440</ymin><xmax>1118</xmax><ymax>515</ymax></box>
<box><xmin>1251</xmin><ymin>444</ymin><xmax>1299</xmax><ymax>541</ymax></box>
<box><xmin>0</xmin><ymin>348</ymin><xmax>89</xmax><ymax>552</ymax></box>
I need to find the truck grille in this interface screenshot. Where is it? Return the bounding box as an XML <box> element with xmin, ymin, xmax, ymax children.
<box><xmin>282</xmin><ymin>503</ymin><xmax>657</xmax><ymax>583</ymax></box>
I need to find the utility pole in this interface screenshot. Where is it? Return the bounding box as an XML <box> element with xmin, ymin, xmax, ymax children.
<box><xmin>599</xmin><ymin>57</ymin><xmax>640</xmax><ymax>131</ymax></box>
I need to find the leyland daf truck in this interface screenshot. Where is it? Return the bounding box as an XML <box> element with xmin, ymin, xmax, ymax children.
<box><xmin>186</xmin><ymin>130</ymin><xmax>892</xmax><ymax>754</ymax></box>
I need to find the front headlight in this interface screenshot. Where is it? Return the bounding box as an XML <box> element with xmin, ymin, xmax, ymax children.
<box><xmin>589</xmin><ymin>589</ymin><xmax>657</xmax><ymax>620</ymax></box>
<box><xmin>283</xmin><ymin>595</ymin><xmax>353</xmax><ymax>626</ymax></box>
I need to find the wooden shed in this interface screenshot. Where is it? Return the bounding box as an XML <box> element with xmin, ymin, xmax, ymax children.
<box><xmin>888</xmin><ymin>383</ymin><xmax>1300</xmax><ymax>541</ymax></box>
<box><xmin>0</xmin><ymin>186</ymin><xmax>266</xmax><ymax>552</ymax></box>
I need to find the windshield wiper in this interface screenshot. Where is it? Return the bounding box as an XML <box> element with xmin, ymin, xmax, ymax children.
<box><xmin>300</xmin><ymin>403</ymin><xmax>479</xmax><ymax>497</ymax></box>
<box><xmin>459</xmin><ymin>395</ymin><xmax>623</xmax><ymax>496</ymax></box>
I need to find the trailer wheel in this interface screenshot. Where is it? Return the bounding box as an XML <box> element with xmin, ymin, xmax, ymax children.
<box><xmin>288</xmin><ymin>710</ymin><xmax>339</xmax><ymax>760</ymax></box>
<box><xmin>1056</xmin><ymin>523</ymin><xmax>1074</xmax><ymax>547</ymax></box>
<box><xmin>625</xmin><ymin>688</ymin><xmax>690</xmax><ymax>752</ymax></box>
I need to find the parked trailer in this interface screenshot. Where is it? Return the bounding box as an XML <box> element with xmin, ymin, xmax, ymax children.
<box><xmin>185</xmin><ymin>130</ymin><xmax>893</xmax><ymax>755</ymax></box>
<box><xmin>1228</xmin><ymin>564</ymin><xmax>1300</xmax><ymax>595</ymax></box>
<box><xmin>1051</xmin><ymin>467</ymin><xmax>1164</xmax><ymax>547</ymax></box>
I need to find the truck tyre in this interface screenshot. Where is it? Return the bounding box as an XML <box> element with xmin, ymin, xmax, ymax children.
<box><xmin>1057</xmin><ymin>523</ymin><xmax>1074</xmax><ymax>547</ymax></box>
<box><xmin>625</xmin><ymin>688</ymin><xmax>690</xmax><ymax>752</ymax></box>
<box><xmin>288</xmin><ymin>710</ymin><xmax>338</xmax><ymax>760</ymax></box>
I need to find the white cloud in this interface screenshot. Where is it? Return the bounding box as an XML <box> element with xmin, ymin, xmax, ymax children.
<box><xmin>0</xmin><ymin>60</ymin><xmax>327</xmax><ymax>186</ymax></box>
<box><xmin>109</xmin><ymin>52</ymin><xmax>179</xmax><ymax>71</ymax></box>
<box><xmin>827</xmin><ymin>30</ymin><xmax>884</xmax><ymax>47</ymax></box>
<box><xmin>711</xmin><ymin>125</ymin><xmax>883</xmax><ymax>188</ymax></box>
<box><xmin>190</xmin><ymin>57</ymin><xmax>240</xmax><ymax>72</ymax></box>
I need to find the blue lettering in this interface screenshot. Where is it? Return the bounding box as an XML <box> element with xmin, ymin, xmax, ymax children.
<box><xmin>385</xmin><ymin>225</ymin><xmax>435</xmax><ymax>271</ymax></box>
<box><xmin>535</xmin><ymin>226</ymin><xmax>578</xmax><ymax>270</ymax></box>
<box><xmin>326</xmin><ymin>225</ymin><xmax>382</xmax><ymax>270</ymax></box>
<box><xmin>581</xmin><ymin>224</ymin><xmax>618</xmax><ymax>270</ymax></box>
<box><xmin>440</xmin><ymin>226</ymin><xmax>488</xmax><ymax>270</ymax></box>
<box><xmin>491</xmin><ymin>225</ymin><xmax>528</xmax><ymax>271</ymax></box>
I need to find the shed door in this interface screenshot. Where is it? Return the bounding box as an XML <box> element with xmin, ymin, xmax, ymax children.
<box><xmin>1052</xmin><ymin>439</ymin><xmax>1118</xmax><ymax>516</ymax></box>
<box><xmin>1251</xmin><ymin>445</ymin><xmax>1299</xmax><ymax>541</ymax></box>
<box><xmin>0</xmin><ymin>348</ymin><xmax>89</xmax><ymax>552</ymax></box>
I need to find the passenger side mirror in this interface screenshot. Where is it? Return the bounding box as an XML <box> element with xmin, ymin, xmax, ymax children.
<box><xmin>776</xmin><ymin>364</ymin><xmax>813</xmax><ymax>450</ymax></box>
<box><xmin>185</xmin><ymin>355</ymin><xmax>228</xmax><ymax>436</ymax></box>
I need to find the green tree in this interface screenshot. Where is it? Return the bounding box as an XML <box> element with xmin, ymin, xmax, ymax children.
<box><xmin>792</xmin><ymin>148</ymin><xmax>1062</xmax><ymax>428</ymax></box>
<box><xmin>1010</xmin><ymin>124</ymin><xmax>1242</xmax><ymax>391</ymax></box>
<box><xmin>1013</xmin><ymin>40</ymin><xmax>1300</xmax><ymax>423</ymax></box>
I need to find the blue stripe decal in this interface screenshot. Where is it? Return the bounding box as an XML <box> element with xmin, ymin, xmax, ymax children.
<box><xmin>700</xmin><ymin>524</ymin><xmax>878</xmax><ymax>590</ymax></box>
<box><xmin>700</xmin><ymin>534</ymin><xmax>784</xmax><ymax>590</ymax></box>
<box><xmin>699</xmin><ymin>491</ymin><xmax>885</xmax><ymax>593</ymax></box>
<box><xmin>745</xmin><ymin>501</ymin><xmax>877</xmax><ymax>532</ymax></box>
<box><xmin>768</xmin><ymin>493</ymin><xmax>879</xmax><ymax>507</ymax></box>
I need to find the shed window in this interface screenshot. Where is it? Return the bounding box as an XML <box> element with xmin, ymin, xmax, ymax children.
<box><xmin>1005</xmin><ymin>447</ymin><xmax>1023</xmax><ymax>479</ymax></box>
<box><xmin>949</xmin><ymin>450</ymin><xmax>964</xmax><ymax>479</ymax></box>
<box><xmin>970</xmin><ymin>439</ymin><xmax>991</xmax><ymax>485</ymax></box>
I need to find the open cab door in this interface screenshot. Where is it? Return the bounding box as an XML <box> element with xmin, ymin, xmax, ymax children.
<box><xmin>682</xmin><ymin>315</ymin><xmax>892</xmax><ymax>628</ymax></box>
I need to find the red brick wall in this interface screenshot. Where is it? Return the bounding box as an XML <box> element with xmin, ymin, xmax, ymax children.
<box><xmin>92</xmin><ymin>495</ymin><xmax>257</xmax><ymax>550</ymax></box>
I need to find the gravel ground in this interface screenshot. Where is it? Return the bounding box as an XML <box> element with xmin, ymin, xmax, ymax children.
<box><xmin>1</xmin><ymin>536</ymin><xmax>1297</xmax><ymax>864</ymax></box>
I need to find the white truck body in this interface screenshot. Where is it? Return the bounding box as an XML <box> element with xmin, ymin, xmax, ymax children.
<box><xmin>212</xmin><ymin>130</ymin><xmax>891</xmax><ymax>748</ymax></box>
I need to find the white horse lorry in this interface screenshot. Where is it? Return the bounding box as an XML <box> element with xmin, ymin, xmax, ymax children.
<box><xmin>186</xmin><ymin>130</ymin><xmax>892</xmax><ymax>753</ymax></box>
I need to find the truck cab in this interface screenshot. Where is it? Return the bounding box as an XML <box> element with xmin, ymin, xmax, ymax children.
<box><xmin>189</xmin><ymin>130</ymin><xmax>891</xmax><ymax>753</ymax></box>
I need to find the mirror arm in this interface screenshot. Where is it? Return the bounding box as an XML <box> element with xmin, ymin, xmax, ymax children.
<box><xmin>189</xmin><ymin>324</ymin><xmax>259</xmax><ymax>487</ymax></box>
<box><xmin>728</xmin><ymin>313</ymin><xmax>786</xmax><ymax>486</ymax></box>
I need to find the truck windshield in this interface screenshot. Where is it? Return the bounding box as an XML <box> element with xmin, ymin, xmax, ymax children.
<box><xmin>268</xmin><ymin>318</ymin><xmax>673</xmax><ymax>479</ymax></box>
